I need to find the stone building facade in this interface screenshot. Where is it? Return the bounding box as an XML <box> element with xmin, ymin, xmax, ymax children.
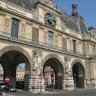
<box><xmin>0</xmin><ymin>0</ymin><xmax>96</xmax><ymax>93</ymax></box>
<box><xmin>16</xmin><ymin>65</ymin><xmax>25</xmax><ymax>81</ymax></box>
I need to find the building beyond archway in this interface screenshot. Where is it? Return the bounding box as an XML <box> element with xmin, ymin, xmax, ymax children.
<box><xmin>43</xmin><ymin>58</ymin><xmax>64</xmax><ymax>89</ymax></box>
<box><xmin>72</xmin><ymin>63</ymin><xmax>85</xmax><ymax>88</ymax></box>
<box><xmin>0</xmin><ymin>50</ymin><xmax>31</xmax><ymax>91</ymax></box>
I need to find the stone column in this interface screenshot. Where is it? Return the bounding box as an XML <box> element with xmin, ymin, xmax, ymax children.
<box><xmin>29</xmin><ymin>49</ymin><xmax>45</xmax><ymax>93</ymax></box>
<box><xmin>89</xmin><ymin>59</ymin><xmax>96</xmax><ymax>87</ymax></box>
<box><xmin>63</xmin><ymin>56</ymin><xmax>74</xmax><ymax>90</ymax></box>
<box><xmin>24</xmin><ymin>63</ymin><xmax>30</xmax><ymax>91</ymax></box>
<box><xmin>85</xmin><ymin>59</ymin><xmax>91</xmax><ymax>88</ymax></box>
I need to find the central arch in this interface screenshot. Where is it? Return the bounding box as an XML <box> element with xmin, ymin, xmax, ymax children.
<box><xmin>43</xmin><ymin>54</ymin><xmax>64</xmax><ymax>89</ymax></box>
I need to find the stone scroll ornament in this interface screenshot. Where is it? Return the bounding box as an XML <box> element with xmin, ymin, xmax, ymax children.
<box><xmin>32</xmin><ymin>49</ymin><xmax>43</xmax><ymax>75</ymax></box>
<box><xmin>4</xmin><ymin>17</ymin><xmax>10</xmax><ymax>32</ymax></box>
<box><xmin>64</xmin><ymin>56</ymin><xmax>73</xmax><ymax>77</ymax></box>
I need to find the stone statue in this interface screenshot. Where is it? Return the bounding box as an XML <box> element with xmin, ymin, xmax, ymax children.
<box><xmin>65</xmin><ymin>56</ymin><xmax>72</xmax><ymax>77</ymax></box>
<box><xmin>32</xmin><ymin>49</ymin><xmax>43</xmax><ymax>75</ymax></box>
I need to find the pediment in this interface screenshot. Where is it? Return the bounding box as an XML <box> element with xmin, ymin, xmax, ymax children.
<box><xmin>38</xmin><ymin>0</ymin><xmax>61</xmax><ymax>12</ymax></box>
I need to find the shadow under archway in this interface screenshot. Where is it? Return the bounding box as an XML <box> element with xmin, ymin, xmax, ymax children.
<box><xmin>72</xmin><ymin>62</ymin><xmax>85</xmax><ymax>88</ymax></box>
<box><xmin>43</xmin><ymin>58</ymin><xmax>64</xmax><ymax>89</ymax></box>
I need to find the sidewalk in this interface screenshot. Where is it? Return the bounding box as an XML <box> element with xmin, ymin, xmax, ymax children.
<box><xmin>41</xmin><ymin>88</ymin><xmax>73</xmax><ymax>94</ymax></box>
<box><xmin>41</xmin><ymin>87</ymin><xmax>96</xmax><ymax>94</ymax></box>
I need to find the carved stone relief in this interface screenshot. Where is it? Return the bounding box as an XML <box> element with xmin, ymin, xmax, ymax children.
<box><xmin>21</xmin><ymin>22</ymin><xmax>26</xmax><ymax>37</ymax></box>
<box><xmin>22</xmin><ymin>23</ymin><xmax>26</xmax><ymax>32</ymax></box>
<box><xmin>83</xmin><ymin>33</ymin><xmax>90</xmax><ymax>40</ymax></box>
<box><xmin>32</xmin><ymin>49</ymin><xmax>43</xmax><ymax>76</ymax></box>
<box><xmin>40</xmin><ymin>0</ymin><xmax>61</xmax><ymax>12</ymax></box>
<box><xmin>90</xmin><ymin>59</ymin><xmax>96</xmax><ymax>63</ymax></box>
<box><xmin>4</xmin><ymin>17</ymin><xmax>10</xmax><ymax>32</ymax></box>
<box><xmin>64</xmin><ymin>56</ymin><xmax>73</xmax><ymax>78</ymax></box>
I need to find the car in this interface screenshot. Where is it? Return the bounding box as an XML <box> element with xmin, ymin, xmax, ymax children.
<box><xmin>0</xmin><ymin>91</ymin><xmax>7</xmax><ymax>96</ymax></box>
<box><xmin>0</xmin><ymin>91</ymin><xmax>3</xmax><ymax>96</ymax></box>
<box><xmin>5</xmin><ymin>85</ymin><xmax>17</xmax><ymax>92</ymax></box>
<box><xmin>0</xmin><ymin>81</ymin><xmax>6</xmax><ymax>91</ymax></box>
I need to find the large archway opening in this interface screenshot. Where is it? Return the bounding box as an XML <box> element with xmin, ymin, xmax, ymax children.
<box><xmin>43</xmin><ymin>58</ymin><xmax>64</xmax><ymax>89</ymax></box>
<box><xmin>0</xmin><ymin>50</ymin><xmax>30</xmax><ymax>91</ymax></box>
<box><xmin>72</xmin><ymin>63</ymin><xmax>85</xmax><ymax>88</ymax></box>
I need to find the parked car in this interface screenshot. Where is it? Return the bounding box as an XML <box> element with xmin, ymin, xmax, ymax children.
<box><xmin>0</xmin><ymin>91</ymin><xmax>7</xmax><ymax>96</ymax></box>
<box><xmin>0</xmin><ymin>81</ymin><xmax>6</xmax><ymax>91</ymax></box>
<box><xmin>5</xmin><ymin>85</ymin><xmax>17</xmax><ymax>92</ymax></box>
<box><xmin>0</xmin><ymin>91</ymin><xmax>3</xmax><ymax>96</ymax></box>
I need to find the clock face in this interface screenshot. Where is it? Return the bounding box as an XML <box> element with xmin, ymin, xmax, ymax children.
<box><xmin>45</xmin><ymin>13</ymin><xmax>56</xmax><ymax>27</ymax></box>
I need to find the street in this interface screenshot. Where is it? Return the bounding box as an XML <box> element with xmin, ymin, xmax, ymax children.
<box><xmin>6</xmin><ymin>88</ymin><xmax>96</xmax><ymax>96</ymax></box>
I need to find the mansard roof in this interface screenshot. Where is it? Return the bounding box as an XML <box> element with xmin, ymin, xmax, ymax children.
<box><xmin>61</xmin><ymin>3</ymin><xmax>88</xmax><ymax>33</ymax></box>
<box><xmin>61</xmin><ymin>14</ymin><xmax>88</xmax><ymax>33</ymax></box>
<box><xmin>7</xmin><ymin>0</ymin><xmax>88</xmax><ymax>33</ymax></box>
<box><xmin>7</xmin><ymin>0</ymin><xmax>38</xmax><ymax>10</ymax></box>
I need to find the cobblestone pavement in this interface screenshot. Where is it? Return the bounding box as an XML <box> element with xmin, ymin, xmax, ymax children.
<box><xmin>6</xmin><ymin>88</ymin><xmax>96</xmax><ymax>96</ymax></box>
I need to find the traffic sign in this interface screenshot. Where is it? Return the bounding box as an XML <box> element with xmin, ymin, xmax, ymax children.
<box><xmin>51</xmin><ymin>76</ymin><xmax>55</xmax><ymax>80</ymax></box>
<box><xmin>5</xmin><ymin>77</ymin><xmax>11</xmax><ymax>83</ymax></box>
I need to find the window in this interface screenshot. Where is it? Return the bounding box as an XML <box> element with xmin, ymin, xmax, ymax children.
<box><xmin>93</xmin><ymin>45</ymin><xmax>95</xmax><ymax>54</ymax></box>
<box><xmin>62</xmin><ymin>37</ymin><xmax>67</xmax><ymax>50</ymax></box>
<box><xmin>11</xmin><ymin>18</ymin><xmax>19</xmax><ymax>38</ymax></box>
<box><xmin>32</xmin><ymin>27</ymin><xmax>39</xmax><ymax>42</ymax></box>
<box><xmin>73</xmin><ymin>40</ymin><xmax>76</xmax><ymax>53</ymax></box>
<box><xmin>48</xmin><ymin>31</ymin><xmax>53</xmax><ymax>48</ymax></box>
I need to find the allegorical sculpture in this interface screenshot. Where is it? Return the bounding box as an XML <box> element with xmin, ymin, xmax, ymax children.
<box><xmin>64</xmin><ymin>56</ymin><xmax>72</xmax><ymax>77</ymax></box>
<box><xmin>64</xmin><ymin>56</ymin><xmax>74</xmax><ymax>90</ymax></box>
<box><xmin>32</xmin><ymin>49</ymin><xmax>43</xmax><ymax>76</ymax></box>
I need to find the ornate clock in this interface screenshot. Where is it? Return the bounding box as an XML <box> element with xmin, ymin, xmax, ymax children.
<box><xmin>45</xmin><ymin>13</ymin><xmax>56</xmax><ymax>27</ymax></box>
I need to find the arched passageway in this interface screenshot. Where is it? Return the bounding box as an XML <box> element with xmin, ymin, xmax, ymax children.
<box><xmin>72</xmin><ymin>63</ymin><xmax>85</xmax><ymax>88</ymax></box>
<box><xmin>43</xmin><ymin>58</ymin><xmax>64</xmax><ymax>89</ymax></box>
<box><xmin>0</xmin><ymin>50</ymin><xmax>31</xmax><ymax>91</ymax></box>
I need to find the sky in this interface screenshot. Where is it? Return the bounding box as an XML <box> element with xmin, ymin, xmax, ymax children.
<box><xmin>53</xmin><ymin>0</ymin><xmax>96</xmax><ymax>28</ymax></box>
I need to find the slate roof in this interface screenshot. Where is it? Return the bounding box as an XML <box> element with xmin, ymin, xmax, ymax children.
<box><xmin>61</xmin><ymin>14</ymin><xmax>79</xmax><ymax>32</ymax></box>
<box><xmin>7</xmin><ymin>0</ymin><xmax>88</xmax><ymax>33</ymax></box>
<box><xmin>61</xmin><ymin>14</ymin><xmax>88</xmax><ymax>33</ymax></box>
<box><xmin>61</xmin><ymin>3</ymin><xmax>88</xmax><ymax>33</ymax></box>
<box><xmin>7</xmin><ymin>0</ymin><xmax>38</xmax><ymax>10</ymax></box>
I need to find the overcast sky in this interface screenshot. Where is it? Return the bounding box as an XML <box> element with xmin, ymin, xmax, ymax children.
<box><xmin>53</xmin><ymin>0</ymin><xmax>96</xmax><ymax>28</ymax></box>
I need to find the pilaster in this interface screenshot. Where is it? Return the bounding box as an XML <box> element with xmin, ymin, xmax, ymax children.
<box><xmin>89</xmin><ymin>59</ymin><xmax>96</xmax><ymax>87</ymax></box>
<box><xmin>29</xmin><ymin>49</ymin><xmax>45</xmax><ymax>93</ymax></box>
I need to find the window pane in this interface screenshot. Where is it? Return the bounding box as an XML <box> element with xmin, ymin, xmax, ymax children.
<box><xmin>11</xmin><ymin>18</ymin><xmax>19</xmax><ymax>38</ymax></box>
<box><xmin>73</xmin><ymin>40</ymin><xmax>76</xmax><ymax>53</ymax></box>
<box><xmin>48</xmin><ymin>32</ymin><xmax>53</xmax><ymax>48</ymax></box>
